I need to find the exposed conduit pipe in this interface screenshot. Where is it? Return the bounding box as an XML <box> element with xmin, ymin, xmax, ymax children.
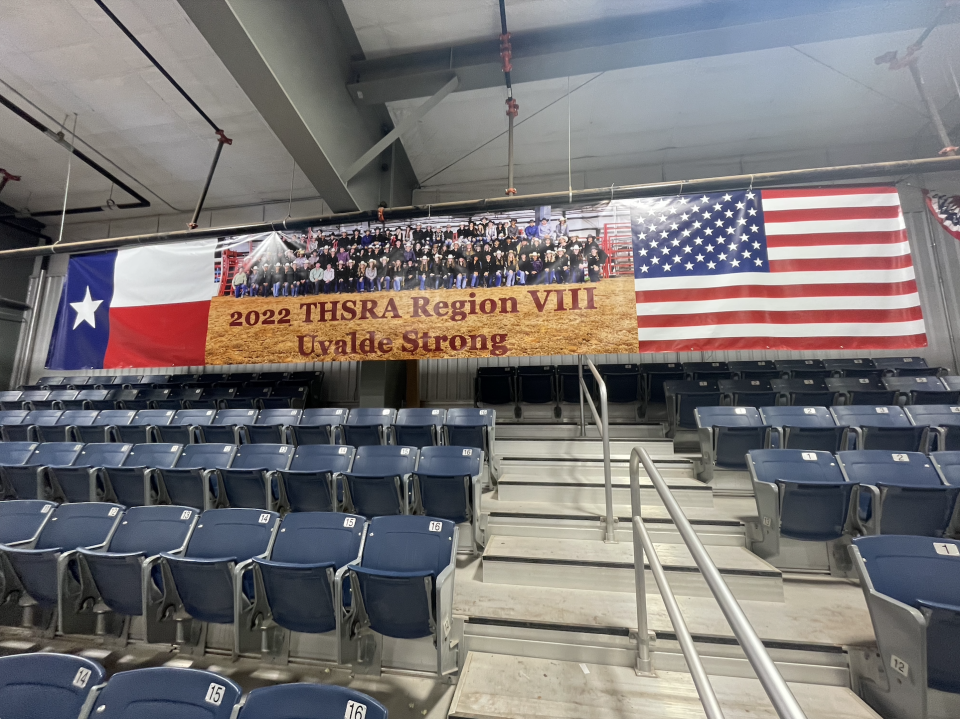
<box><xmin>499</xmin><ymin>0</ymin><xmax>519</xmax><ymax>196</ymax></box>
<box><xmin>2</xmin><ymin>153</ymin><xmax>959</xmax><ymax>260</ymax></box>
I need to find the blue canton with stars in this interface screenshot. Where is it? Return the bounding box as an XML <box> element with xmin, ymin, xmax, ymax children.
<box><xmin>631</xmin><ymin>191</ymin><xmax>769</xmax><ymax>279</ymax></box>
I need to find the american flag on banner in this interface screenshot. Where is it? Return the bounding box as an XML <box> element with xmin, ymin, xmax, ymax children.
<box><xmin>631</xmin><ymin>186</ymin><xmax>927</xmax><ymax>352</ymax></box>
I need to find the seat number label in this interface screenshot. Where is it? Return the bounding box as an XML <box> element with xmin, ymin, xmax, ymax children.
<box><xmin>382</xmin><ymin>409</ymin><xmax>390</xmax><ymax>415</ymax></box>
<box><xmin>224</xmin><ymin>446</ymin><xmax>232</xmax><ymax>451</ymax></box>
<box><xmin>735</xmin><ymin>408</ymin><xmax>747</xmax><ymax>414</ymax></box>
<box><xmin>108</xmin><ymin>508</ymin><xmax>119</xmax><ymax>517</ymax></box>
<box><xmin>934</xmin><ymin>542</ymin><xmax>960</xmax><ymax>556</ymax></box>
<box><xmin>750</xmin><ymin>381</ymin><xmax>760</xmax><ymax>386</ymax></box>
<box><xmin>804</xmin><ymin>360</ymin><xmax>813</xmax><ymax>364</ymax></box>
<box><xmin>72</xmin><ymin>667</ymin><xmax>92</xmax><ymax>688</ymax></box>
<box><xmin>875</xmin><ymin>407</ymin><xmax>889</xmax><ymax>413</ymax></box>
<box><xmin>259</xmin><ymin>513</ymin><xmax>272</xmax><ymax>523</ymax></box>
<box><xmin>41</xmin><ymin>505</ymin><xmax>52</xmax><ymax>514</ymax></box>
<box><xmin>803</xmin><ymin>408</ymin><xmax>816</xmax><ymax>414</ymax></box>
<box><xmin>400</xmin><ymin>448</ymin><xmax>410</xmax><ymax>455</ymax></box>
<box><xmin>344</xmin><ymin>517</ymin><xmax>357</xmax><ymax>528</ymax></box>
<box><xmin>951</xmin><ymin>407</ymin><xmax>960</xmax><ymax>413</ymax></box>
<box><xmin>339</xmin><ymin>447</ymin><xmax>348</xmax><ymax>454</ymax></box>
<box><xmin>859</xmin><ymin>379</ymin><xmax>869</xmax><ymax>384</ymax></box>
<box><xmin>801</xmin><ymin>453</ymin><xmax>818</xmax><ymax>461</ymax></box>
<box><xmin>854</xmin><ymin>359</ymin><xmax>863</xmax><ymax>364</ymax></box>
<box><xmin>462</xmin><ymin>449</ymin><xmax>473</xmax><ymax>456</ymax></box>
<box><xmin>432</xmin><ymin>409</ymin><xmax>440</xmax><ymax>414</ymax></box>
<box><xmin>429</xmin><ymin>521</ymin><xmax>443</xmax><ymax>532</ymax></box>
<box><xmin>479</xmin><ymin>410</ymin><xmax>488</xmax><ymax>415</ymax></box>
<box><xmin>803</xmin><ymin>380</ymin><xmax>813</xmax><ymax>385</ymax></box>
<box><xmin>180</xmin><ymin>511</ymin><xmax>192</xmax><ymax>520</ymax></box>
<box><xmin>892</xmin><ymin>454</ymin><xmax>909</xmax><ymax>462</ymax></box>
<box><xmin>336</xmin><ymin>409</ymin><xmax>344</xmax><ymax>414</ymax></box>
<box><xmin>889</xmin><ymin>655</ymin><xmax>909</xmax><ymax>678</ymax></box>
<box><xmin>344</xmin><ymin>700</ymin><xmax>367</xmax><ymax>719</ymax></box>
<box><xmin>916</xmin><ymin>377</ymin><xmax>928</xmax><ymax>383</ymax></box>
<box><xmin>205</xmin><ymin>683</ymin><xmax>226</xmax><ymax>706</ymax></box>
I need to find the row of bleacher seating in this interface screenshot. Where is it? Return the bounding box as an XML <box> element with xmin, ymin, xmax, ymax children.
<box><xmin>26</xmin><ymin>370</ymin><xmax>323</xmax><ymax>389</ymax></box>
<box><xmin>0</xmin><ymin>647</ymin><xmax>389</xmax><ymax>719</ymax></box>
<box><xmin>0</xmin><ymin>504</ymin><xmax>458</xmax><ymax>674</ymax></box>
<box><xmin>0</xmin><ymin>385</ymin><xmax>312</xmax><ymax>411</ymax></box>
<box><xmin>474</xmin><ymin>357</ymin><xmax>953</xmax><ymax>410</ymax></box>
<box><xmin>0</xmin><ymin>407</ymin><xmax>494</xmax><ymax>448</ymax></box>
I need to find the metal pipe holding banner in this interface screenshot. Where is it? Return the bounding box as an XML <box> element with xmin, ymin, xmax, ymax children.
<box><xmin>188</xmin><ymin>131</ymin><xmax>233</xmax><ymax>229</ymax></box>
<box><xmin>634</xmin><ymin>447</ymin><xmax>808</xmax><ymax>719</ymax></box>
<box><xmin>5</xmin><ymin>154</ymin><xmax>960</xmax><ymax>260</ymax></box>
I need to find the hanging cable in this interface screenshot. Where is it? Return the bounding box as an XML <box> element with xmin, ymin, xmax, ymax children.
<box><xmin>55</xmin><ymin>114</ymin><xmax>78</xmax><ymax>245</ymax></box>
<box><xmin>499</xmin><ymin>0</ymin><xmax>519</xmax><ymax>195</ymax></box>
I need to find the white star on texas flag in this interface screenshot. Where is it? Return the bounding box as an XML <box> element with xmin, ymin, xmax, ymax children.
<box><xmin>70</xmin><ymin>286</ymin><xmax>103</xmax><ymax>329</ymax></box>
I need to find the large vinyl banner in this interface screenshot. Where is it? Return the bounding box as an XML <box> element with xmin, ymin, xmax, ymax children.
<box><xmin>46</xmin><ymin>187</ymin><xmax>926</xmax><ymax>369</ymax></box>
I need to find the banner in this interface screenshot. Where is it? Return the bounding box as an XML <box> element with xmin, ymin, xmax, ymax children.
<box><xmin>924</xmin><ymin>189</ymin><xmax>960</xmax><ymax>242</ymax></box>
<box><xmin>46</xmin><ymin>186</ymin><xmax>927</xmax><ymax>369</ymax></box>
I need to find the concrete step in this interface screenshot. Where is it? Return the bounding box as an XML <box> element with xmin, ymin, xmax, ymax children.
<box><xmin>495</xmin><ymin>423</ymin><xmax>666</xmax><ymax>440</ymax></box>
<box><xmin>481</xmin><ymin>535</ymin><xmax>783</xmax><ymax>602</ymax></box>
<box><xmin>497</xmin><ymin>437</ymin><xmax>676</xmax><ymax>461</ymax></box>
<box><xmin>450</xmin><ymin>653</ymin><xmax>881</xmax><ymax>719</ymax></box>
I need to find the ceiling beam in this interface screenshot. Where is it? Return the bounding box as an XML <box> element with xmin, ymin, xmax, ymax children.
<box><xmin>347</xmin><ymin>0</ymin><xmax>959</xmax><ymax>105</ymax></box>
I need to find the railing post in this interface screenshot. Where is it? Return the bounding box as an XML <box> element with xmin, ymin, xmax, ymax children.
<box><xmin>629</xmin><ymin>449</ymin><xmax>653</xmax><ymax>675</ymax></box>
<box><xmin>597</xmin><ymin>365</ymin><xmax>614</xmax><ymax>544</ymax></box>
<box><xmin>577</xmin><ymin>355</ymin><xmax>585</xmax><ymax>438</ymax></box>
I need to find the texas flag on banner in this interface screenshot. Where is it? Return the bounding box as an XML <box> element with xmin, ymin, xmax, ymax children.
<box><xmin>46</xmin><ymin>240</ymin><xmax>219</xmax><ymax>369</ymax></box>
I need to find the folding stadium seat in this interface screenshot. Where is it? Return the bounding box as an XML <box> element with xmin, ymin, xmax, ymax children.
<box><xmin>18</xmin><ymin>390</ymin><xmax>51</xmax><ymax>409</ymax></box>
<box><xmin>238</xmin><ymin>684</ymin><xmax>388</xmax><ymax>719</ymax></box>
<box><xmin>250</xmin><ymin>512</ymin><xmax>364</xmax><ymax>660</ymax></box>
<box><xmin>341</xmin><ymin>408</ymin><xmax>396</xmax><ymax>447</ymax></box>
<box><xmin>225</xmin><ymin>371</ymin><xmax>260</xmax><ymax>384</ymax></box>
<box><xmin>728</xmin><ymin>360</ymin><xmax>781</xmax><ymax>380</ymax></box>
<box><xmin>0</xmin><ymin>407</ymin><xmax>29</xmax><ymax>429</ymax></box>
<box><xmin>0</xmin><ymin>499</ymin><xmax>56</xmax><ymax>545</ymax></box>
<box><xmin>558</xmin><ymin>364</ymin><xmax>597</xmax><ymax>405</ymax></box>
<box><xmin>61</xmin><ymin>504</ymin><xmax>196</xmax><ymax>639</ymax></box>
<box><xmin>931</xmin><ymin>451</ymin><xmax>960</xmax><ymax>486</ymax></box>
<box><xmin>61</xmin><ymin>388</ymin><xmax>110</xmax><ymax>410</ymax></box>
<box><xmin>343</xmin><ymin>445</ymin><xmax>419</xmax><ymax>518</ymax></box>
<box><xmin>152</xmin><ymin>386</ymin><xmax>204</xmax><ymax>410</ymax></box>
<box><xmin>0</xmin><ymin>653</ymin><xmax>105</xmax><ymax>719</ymax></box>
<box><xmin>40</xmin><ymin>409</ymin><xmax>100</xmax><ymax>443</ymax></box>
<box><xmin>0</xmin><ymin>441</ymin><xmax>39</xmax><ymax>489</ymax></box>
<box><xmin>290</xmin><ymin>408</ymin><xmax>347</xmax><ymax>445</ymax></box>
<box><xmin>30</xmin><ymin>389</ymin><xmax>79</xmax><ymax>410</ymax></box>
<box><xmin>414</xmin><ymin>445</ymin><xmax>483</xmax><ymax>550</ymax></box>
<box><xmin>825</xmin><ymin>377</ymin><xmax>896</xmax><ymax>405</ymax></box>
<box><xmin>260</xmin><ymin>384</ymin><xmax>309</xmax><ymax>409</ymax></box>
<box><xmin>112</xmin><ymin>409</ymin><xmax>175</xmax><ymax>444</ymax></box>
<box><xmin>155</xmin><ymin>408</ymin><xmax>217</xmax><ymax>444</ymax></box>
<box><xmin>159</xmin><ymin>508</ymin><xmax>280</xmax><ymax>654</ymax></box>
<box><xmin>883</xmin><ymin>375</ymin><xmax>960</xmax><ymax>405</ymax></box>
<box><xmin>225</xmin><ymin>384</ymin><xmax>272</xmax><ymax>409</ymax></box>
<box><xmin>850</xmin><ymin>535</ymin><xmax>960</xmax><ymax>719</ymax></box>
<box><xmin>97</xmin><ymin>388</ymin><xmax>138</xmax><ymax>410</ymax></box>
<box><xmin>0</xmin><ymin>502</ymin><xmax>123</xmax><ymax>630</ymax></box>
<box><xmin>120</xmin><ymin>388</ymin><xmax>171</xmax><ymax>411</ymax></box>
<box><xmin>824</xmin><ymin>357</ymin><xmax>881</xmax><ymax>378</ymax></box>
<box><xmin>444</xmin><ymin>408</ymin><xmax>497</xmax><ymax>481</ymax></box>
<box><xmin>663</xmin><ymin>380</ymin><xmax>722</xmax><ymax>435</ymax></box>
<box><xmin>909</xmin><ymin>406</ymin><xmax>960</xmax><ymax>451</ymax></box>
<box><xmin>475</xmin><ymin>366</ymin><xmax>516</xmax><ymax>408</ymax></box>
<box><xmin>718</xmin><ymin>379</ymin><xmax>779</xmax><ymax>407</ymax></box>
<box><xmin>758</xmin><ymin>405</ymin><xmax>845</xmax><ymax>452</ymax></box>
<box><xmin>0</xmin><ymin>390</ymin><xmax>23</xmax><ymax>410</ymax></box>
<box><xmin>774</xmin><ymin>358</ymin><xmax>830</xmax><ymax>379</ymax></box>
<box><xmin>344</xmin><ymin>515</ymin><xmax>459</xmax><ymax>676</ymax></box>
<box><xmin>394</xmin><ymin>408</ymin><xmax>445</xmax><ymax>447</ymax></box>
<box><xmin>1</xmin><ymin>409</ymin><xmax>62</xmax><ymax>442</ymax></box>
<box><xmin>110</xmin><ymin>374</ymin><xmax>146</xmax><ymax>387</ymax></box>
<box><xmin>874</xmin><ymin>355</ymin><xmax>931</xmax><ymax>374</ymax></box>
<box><xmin>169</xmin><ymin>373</ymin><xmax>201</xmax><ymax>386</ymax></box>
<box><xmin>45</xmin><ymin>443</ymin><xmax>133</xmax><ymax>503</ymax></box>
<box><xmin>245</xmin><ymin>408</ymin><xmax>301</xmax><ymax>444</ymax></box>
<box><xmin>215</xmin><ymin>443</ymin><xmax>293</xmax><ymax>510</ymax></box>
<box><xmin>831</xmin><ymin>405</ymin><xmax>929</xmax><ymax>452</ymax></box>
<box><xmin>35</xmin><ymin>375</ymin><xmax>67</xmax><ymax>388</ymax></box>
<box><xmin>837</xmin><ymin>450</ymin><xmax>960</xmax><ymax>537</ymax></box>
<box><xmin>87</xmin><ymin>666</ymin><xmax>242</xmax><ymax>718</ymax></box>
<box><xmin>198</xmin><ymin>386</ymin><xmax>237</xmax><ymax>408</ymax></box>
<box><xmin>200</xmin><ymin>408</ymin><xmax>259</xmax><ymax>444</ymax></box>
<box><xmin>251</xmin><ymin>370</ymin><xmax>288</xmax><ymax>385</ymax></box>
<box><xmin>288</xmin><ymin>369</ymin><xmax>324</xmax><ymax>386</ymax></box>
<box><xmin>517</xmin><ymin>365</ymin><xmax>558</xmax><ymax>417</ymax></box>
<box><xmin>158</xmin><ymin>443</ymin><xmax>236</xmax><ymax>510</ymax></box>
<box><xmin>597</xmin><ymin>363</ymin><xmax>642</xmax><ymax>406</ymax></box>
<box><xmin>275</xmin><ymin>445</ymin><xmax>354</xmax><ymax>512</ymax></box>
<box><xmin>1</xmin><ymin>442</ymin><xmax>82</xmax><ymax>500</ymax></box>
<box><xmin>73</xmin><ymin>409</ymin><xmax>136</xmax><ymax>443</ymax></box>
<box><xmin>683</xmin><ymin>361</ymin><xmax>731</xmax><ymax>381</ymax></box>
<box><xmin>695</xmin><ymin>407</ymin><xmax>772</xmax><ymax>481</ymax></box>
<box><xmin>139</xmin><ymin>374</ymin><xmax>171</xmax><ymax>385</ymax></box>
<box><xmin>100</xmin><ymin>443</ymin><xmax>184</xmax><ymax>507</ymax></box>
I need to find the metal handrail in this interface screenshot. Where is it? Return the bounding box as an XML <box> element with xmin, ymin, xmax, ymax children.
<box><xmin>578</xmin><ymin>356</ymin><xmax>615</xmax><ymax>543</ymax></box>
<box><xmin>630</xmin><ymin>447</ymin><xmax>808</xmax><ymax>719</ymax></box>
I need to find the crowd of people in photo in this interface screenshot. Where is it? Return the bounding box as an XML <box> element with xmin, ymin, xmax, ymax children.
<box><xmin>229</xmin><ymin>216</ymin><xmax>610</xmax><ymax>297</ymax></box>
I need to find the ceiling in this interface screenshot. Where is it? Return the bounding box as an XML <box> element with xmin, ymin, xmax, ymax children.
<box><xmin>0</xmin><ymin>0</ymin><xmax>958</xmax><ymax>242</ymax></box>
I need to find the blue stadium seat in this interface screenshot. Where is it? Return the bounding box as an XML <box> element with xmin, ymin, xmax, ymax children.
<box><xmin>475</xmin><ymin>366</ymin><xmax>515</xmax><ymax>407</ymax></box>
<box><xmin>2</xmin><ymin>409</ymin><xmax>62</xmax><ymax>442</ymax></box>
<box><xmin>558</xmin><ymin>364</ymin><xmax>598</xmax><ymax>404</ymax></box>
<box><xmin>62</xmin><ymin>388</ymin><xmax>110</xmax><ymax>410</ymax></box>
<box><xmin>35</xmin><ymin>375</ymin><xmax>67</xmax><ymax>388</ymax></box>
<box><xmin>683</xmin><ymin>361</ymin><xmax>731</xmax><ymax>381</ymax></box>
<box><xmin>139</xmin><ymin>374</ymin><xmax>171</xmax><ymax>385</ymax></box>
<box><xmin>906</xmin><ymin>405</ymin><xmax>960</xmax><ymax>451</ymax></box>
<box><xmin>290</xmin><ymin>408</ymin><xmax>347</xmax><ymax>445</ymax></box>
<box><xmin>415</xmin><ymin>445</ymin><xmax>483</xmax><ymax>550</ymax></box>
<box><xmin>66</xmin><ymin>505</ymin><xmax>197</xmax><ymax>639</ymax></box>
<box><xmin>770</xmin><ymin>378</ymin><xmax>834</xmax><ymax>406</ymax></box>
<box><xmin>639</xmin><ymin>363</ymin><xmax>684</xmax><ymax>406</ymax></box>
<box><xmin>159</xmin><ymin>443</ymin><xmax>237</xmax><ymax>510</ymax></box>
<box><xmin>114</xmin><ymin>409</ymin><xmax>176</xmax><ymax>444</ymax></box>
<box><xmin>19</xmin><ymin>390</ymin><xmax>51</xmax><ymax>409</ymax></box>
<box><xmin>851</xmin><ymin>535</ymin><xmax>960</xmax><ymax>718</ymax></box>
<box><xmin>598</xmin><ymin>364</ymin><xmax>641</xmax><ymax>405</ymax></box>
<box><xmin>199</xmin><ymin>386</ymin><xmax>237</xmax><ymax>407</ymax></box>
<box><xmin>44</xmin><ymin>409</ymin><xmax>100</xmax><ymax>443</ymax></box>
<box><xmin>774</xmin><ymin>359</ymin><xmax>830</xmax><ymax>379</ymax></box>
<box><xmin>216</xmin><ymin>444</ymin><xmax>293</xmax><ymax>510</ymax></box>
<box><xmin>0</xmin><ymin>391</ymin><xmax>24</xmax><ymax>411</ymax></box>
<box><xmin>0</xmin><ymin>408</ymin><xmax>29</xmax><ymax>430</ymax></box>
<box><xmin>938</xmin><ymin>375</ymin><xmax>960</xmax><ymax>392</ymax></box>
<box><xmin>931</xmin><ymin>451</ymin><xmax>960</xmax><ymax>486</ymax></box>
<box><xmin>200</xmin><ymin>409</ymin><xmax>259</xmax><ymax>444</ymax></box>
<box><xmin>1</xmin><ymin>442</ymin><xmax>82</xmax><ymax>500</ymax></box>
<box><xmin>120</xmin><ymin>388</ymin><xmax>171</xmax><ymax>411</ymax></box>
<box><xmin>260</xmin><ymin>384</ymin><xmax>310</xmax><ymax>409</ymax></box>
<box><xmin>345</xmin><ymin>515</ymin><xmax>458</xmax><ymax>676</ymax></box>
<box><xmin>342</xmin><ymin>408</ymin><xmax>396</xmax><ymax>447</ymax></box>
<box><xmin>824</xmin><ymin>357</ymin><xmax>881</xmax><ymax>379</ymax></box>
<box><xmin>101</xmin><ymin>443</ymin><xmax>184</xmax><ymax>507</ymax></box>
<box><xmin>251</xmin><ymin>512</ymin><xmax>364</xmax><ymax>644</ymax></box>
<box><xmin>1</xmin><ymin>503</ymin><xmax>123</xmax><ymax>626</ymax></box>
<box><xmin>276</xmin><ymin>445</ymin><xmax>355</xmax><ymax>512</ymax></box>
<box><xmin>160</xmin><ymin>508</ymin><xmax>279</xmax><ymax>653</ymax></box>
<box><xmin>444</xmin><ymin>408</ymin><xmax>497</xmax><ymax>482</ymax></box>
<box><xmin>238</xmin><ymin>684</ymin><xmax>388</xmax><ymax>719</ymax></box>
<box><xmin>837</xmin><ymin>451</ymin><xmax>959</xmax><ymax>537</ymax></box>
<box><xmin>758</xmin><ymin>405</ymin><xmax>846</xmax><ymax>452</ymax></box>
<box><xmin>45</xmin><ymin>443</ymin><xmax>133</xmax><ymax>503</ymax></box>
<box><xmin>695</xmin><ymin>407</ymin><xmax>772</xmax><ymax>480</ymax></box>
<box><xmin>74</xmin><ymin>409</ymin><xmax>136</xmax><ymax>443</ymax></box>
<box><xmin>831</xmin><ymin>405</ymin><xmax>929</xmax><ymax>452</ymax></box>
<box><xmin>718</xmin><ymin>379</ymin><xmax>779</xmax><ymax>407</ymax></box>
<box><xmin>31</xmin><ymin>389</ymin><xmax>79</xmax><ymax>410</ymax></box>
<box><xmin>245</xmin><ymin>408</ymin><xmax>301</xmax><ymax>444</ymax></box>
<box><xmin>883</xmin><ymin>376</ymin><xmax>959</xmax><ymax>405</ymax></box>
<box><xmin>155</xmin><ymin>409</ymin><xmax>217</xmax><ymax>444</ymax></box>
<box><xmin>343</xmin><ymin>445</ymin><xmax>419</xmax><ymax>518</ymax></box>
<box><xmin>874</xmin><ymin>356</ymin><xmax>930</xmax><ymax>374</ymax></box>
<box><xmin>664</xmin><ymin>380</ymin><xmax>722</xmax><ymax>433</ymax></box>
<box><xmin>825</xmin><ymin>377</ymin><xmax>896</xmax><ymax>405</ymax></box>
<box><xmin>517</xmin><ymin>365</ymin><xmax>557</xmax><ymax>410</ymax></box>
<box><xmin>89</xmin><ymin>666</ymin><xmax>242</xmax><ymax>718</ymax></box>
<box><xmin>152</xmin><ymin>386</ymin><xmax>204</xmax><ymax>410</ymax></box>
<box><xmin>0</xmin><ymin>499</ymin><xmax>56</xmax><ymax>544</ymax></box>
<box><xmin>0</xmin><ymin>653</ymin><xmax>105</xmax><ymax>719</ymax></box>
<box><xmin>728</xmin><ymin>360</ymin><xmax>781</xmax><ymax>380</ymax></box>
<box><xmin>394</xmin><ymin>408</ymin><xmax>445</xmax><ymax>448</ymax></box>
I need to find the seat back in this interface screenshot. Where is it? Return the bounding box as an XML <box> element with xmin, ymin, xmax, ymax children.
<box><xmin>214</xmin><ymin>408</ymin><xmax>259</xmax><ymax>425</ymax></box>
<box><xmin>301</xmin><ymin>408</ymin><xmax>347</xmax><ymax>424</ymax></box>
<box><xmin>256</xmin><ymin>409</ymin><xmax>301</xmax><ymax>425</ymax></box>
<box><xmin>76</xmin><ymin>389</ymin><xmax>110</xmax><ymax>403</ymax></box>
<box><xmin>598</xmin><ymin>364</ymin><xmax>640</xmax><ymax>403</ymax></box>
<box><xmin>107</xmin><ymin>505</ymin><xmax>197</xmax><ymax>555</ymax></box>
<box><xmin>74</xmin><ymin>442</ymin><xmax>134</xmax><ymax>468</ymax></box>
<box><xmin>346</xmin><ymin>408</ymin><xmax>397</xmax><ymax>426</ymax></box>
<box><xmin>352</xmin><ymin>445</ymin><xmax>418</xmax><ymax>476</ymax></box>
<box><xmin>874</xmin><ymin>356</ymin><xmax>929</xmax><ymax>371</ymax></box>
<box><xmin>58</xmin><ymin>409</ymin><xmax>100</xmax><ymax>427</ymax></box>
<box><xmin>728</xmin><ymin>360</ymin><xmax>780</xmax><ymax>380</ymax></box>
<box><xmin>778</xmin><ymin>481</ymin><xmax>855</xmax><ymax>541</ymax></box>
<box><xmin>0</xmin><ymin>409</ymin><xmax>29</xmax><ymax>425</ymax></box>
<box><xmin>417</xmin><ymin>445</ymin><xmax>483</xmax><ymax>478</ymax></box>
<box><xmin>89</xmin><ymin>667</ymin><xmax>242</xmax><ymax>719</ymax></box>
<box><xmin>759</xmin><ymin>405</ymin><xmax>834</xmax><ymax>428</ymax></box>
<box><xmin>932</xmin><ymin>451</ymin><xmax>960</xmax><ymax>486</ymax></box>
<box><xmin>394</xmin><ymin>408</ymin><xmax>445</xmax><ymax>447</ymax></box>
<box><xmin>23</xmin><ymin>409</ymin><xmax>64</xmax><ymax>426</ymax></box>
<box><xmin>175</xmin><ymin>443</ymin><xmax>237</xmax><ymax>469</ymax></box>
<box><xmin>416</xmin><ymin>446</ymin><xmax>482</xmax><ymax>522</ymax></box>
<box><xmin>93</xmin><ymin>409</ymin><xmax>136</xmax><ymax>426</ymax></box>
<box><xmin>838</xmin><ymin>450</ymin><xmax>941</xmax><ymax>487</ymax></box>
<box><xmin>30</xmin><ymin>441</ymin><xmax>85</xmax><ymax>467</ymax></box>
<box><xmin>695</xmin><ymin>406</ymin><xmax>762</xmax><ymax>428</ymax></box>
<box><xmin>228</xmin><ymin>444</ymin><xmax>293</xmax><ymax>471</ymax></box>
<box><xmin>683</xmin><ymin>361</ymin><xmax>731</xmax><ymax>380</ymax></box>
<box><xmin>475</xmin><ymin>367</ymin><xmax>515</xmax><ymax>405</ymax></box>
<box><xmin>824</xmin><ymin>358</ymin><xmax>876</xmax><ymax>374</ymax></box>
<box><xmin>270</xmin><ymin>511</ymin><xmax>364</xmax><ymax>566</ymax></box>
<box><xmin>36</xmin><ymin>502</ymin><xmax>124</xmax><ymax>550</ymax></box>
<box><xmin>185</xmin><ymin>508</ymin><xmax>279</xmax><ymax>559</ymax></box>
<box><xmin>172</xmin><ymin>409</ymin><xmax>217</xmax><ymax>426</ymax></box>
<box><xmin>0</xmin><ymin>499</ymin><xmax>56</xmax><ymax>544</ymax></box>
<box><xmin>0</xmin><ymin>441</ymin><xmax>39</xmax><ymax>466</ymax></box>
<box><xmin>131</xmin><ymin>409</ymin><xmax>176</xmax><ymax>426</ymax></box>
<box><xmin>665</xmin><ymin>380</ymin><xmax>721</xmax><ymax>429</ymax></box>
<box><xmin>361</xmin><ymin>515</ymin><xmax>454</xmax><ymax>576</ymax></box>
<box><xmin>237</xmin><ymin>684</ymin><xmax>387</xmax><ymax>719</ymax></box>
<box><xmin>288</xmin><ymin>444</ymin><xmax>355</xmax><ymax>473</ymax></box>
<box><xmin>747</xmin><ymin>449</ymin><xmax>845</xmax><ymax>483</ymax></box>
<box><xmin>517</xmin><ymin>365</ymin><xmax>556</xmax><ymax>404</ymax></box>
<box><xmin>774</xmin><ymin>359</ymin><xmax>828</xmax><ymax>379</ymax></box>
<box><xmin>122</xmin><ymin>443</ymin><xmax>182</xmax><ymax>470</ymax></box>
<box><xmin>0</xmin><ymin>653</ymin><xmax>105</xmax><ymax>719</ymax></box>
<box><xmin>831</xmin><ymin>405</ymin><xmax>912</xmax><ymax>428</ymax></box>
